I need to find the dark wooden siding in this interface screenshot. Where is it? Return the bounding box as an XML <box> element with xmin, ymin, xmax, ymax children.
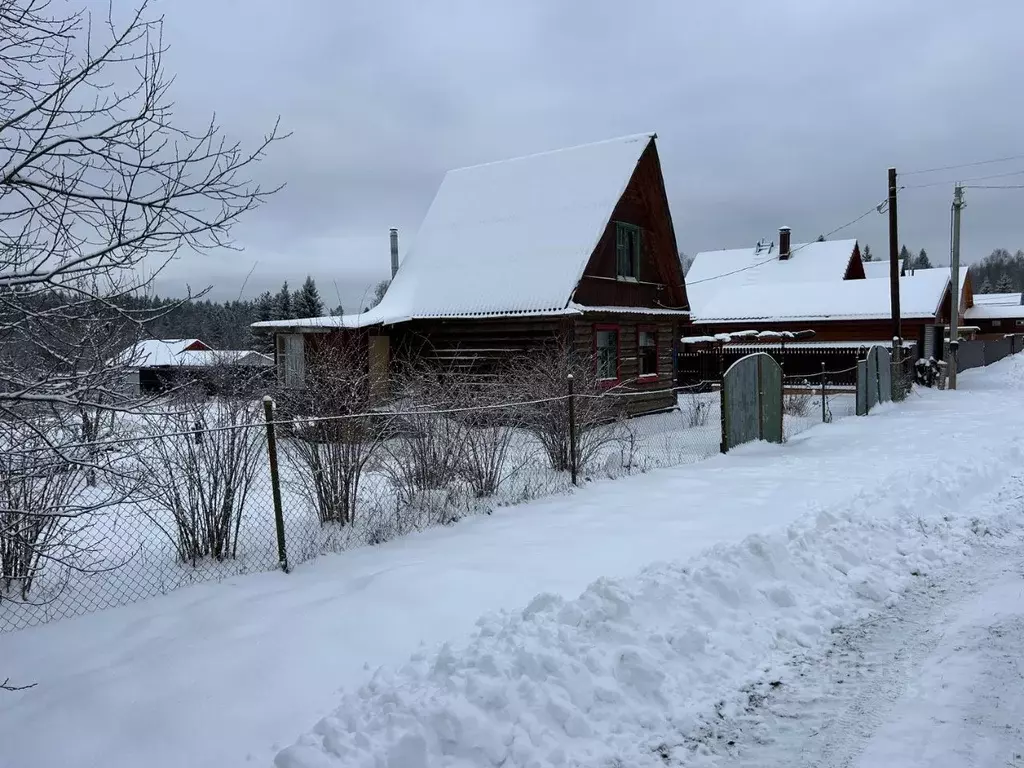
<box><xmin>572</xmin><ymin>141</ymin><xmax>687</xmax><ymax>311</ymax></box>
<box><xmin>573</xmin><ymin>313</ymin><xmax>678</xmax><ymax>414</ymax></box>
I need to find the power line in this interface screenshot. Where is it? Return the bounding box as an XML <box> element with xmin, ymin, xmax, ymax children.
<box><xmin>901</xmin><ymin>167</ymin><xmax>1024</xmax><ymax>190</ymax></box>
<box><xmin>686</xmin><ymin>201</ymin><xmax>886</xmax><ymax>287</ymax></box>
<box><xmin>901</xmin><ymin>153</ymin><xmax>1024</xmax><ymax>176</ymax></box>
<box><xmin>964</xmin><ymin>184</ymin><xmax>1024</xmax><ymax>190</ymax></box>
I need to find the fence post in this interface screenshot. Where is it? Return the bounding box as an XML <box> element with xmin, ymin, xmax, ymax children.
<box><xmin>567</xmin><ymin>374</ymin><xmax>578</xmax><ymax>486</ymax></box>
<box><xmin>821</xmin><ymin>362</ymin><xmax>827</xmax><ymax>423</ymax></box>
<box><xmin>262</xmin><ymin>396</ymin><xmax>289</xmax><ymax>573</ymax></box>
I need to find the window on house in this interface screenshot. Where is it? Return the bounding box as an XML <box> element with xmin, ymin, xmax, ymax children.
<box><xmin>993</xmin><ymin>320</ymin><xmax>1002</xmax><ymax>327</ymax></box>
<box><xmin>638</xmin><ymin>329</ymin><xmax>657</xmax><ymax>377</ymax></box>
<box><xmin>615</xmin><ymin>222</ymin><xmax>640</xmax><ymax>280</ymax></box>
<box><xmin>595</xmin><ymin>327</ymin><xmax>619</xmax><ymax>381</ymax></box>
<box><xmin>1017</xmin><ymin>319</ymin><xmax>1024</xmax><ymax>327</ymax></box>
<box><xmin>281</xmin><ymin>333</ymin><xmax>306</xmax><ymax>387</ymax></box>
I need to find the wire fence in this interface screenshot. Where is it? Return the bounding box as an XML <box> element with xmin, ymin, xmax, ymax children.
<box><xmin>0</xmin><ymin>356</ymin><xmax>919</xmax><ymax>634</ymax></box>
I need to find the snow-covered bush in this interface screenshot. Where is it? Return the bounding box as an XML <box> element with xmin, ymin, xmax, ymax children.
<box><xmin>915</xmin><ymin>357</ymin><xmax>940</xmax><ymax>388</ymax></box>
<box><xmin>457</xmin><ymin>383</ymin><xmax>527</xmax><ymax>498</ymax></box>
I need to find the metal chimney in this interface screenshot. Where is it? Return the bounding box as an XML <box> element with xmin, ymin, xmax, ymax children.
<box><xmin>778</xmin><ymin>226</ymin><xmax>792</xmax><ymax>260</ymax></box>
<box><xmin>389</xmin><ymin>228</ymin><xmax>399</xmax><ymax>278</ymax></box>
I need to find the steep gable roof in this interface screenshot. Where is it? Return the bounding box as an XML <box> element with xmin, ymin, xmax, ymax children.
<box><xmin>686</xmin><ymin>238</ymin><xmax>859</xmax><ymax>318</ymax></box>
<box><xmin>256</xmin><ymin>133</ymin><xmax>659</xmax><ymax>329</ymax></box>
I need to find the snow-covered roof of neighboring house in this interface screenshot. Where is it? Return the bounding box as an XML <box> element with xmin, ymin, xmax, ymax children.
<box><xmin>695</xmin><ymin>270</ymin><xmax>951</xmax><ymax>323</ymax></box>
<box><xmin>972</xmin><ymin>292</ymin><xmax>1021</xmax><ymax>306</ymax></box>
<box><xmin>965</xmin><ymin>303</ymin><xmax>1024</xmax><ymax>320</ymax></box>
<box><xmin>115</xmin><ymin>340</ymin><xmax>271</xmax><ymax>368</ymax></box>
<box><xmin>120</xmin><ymin>339</ymin><xmax>208</xmax><ymax>367</ymax></box>
<box><xmin>686</xmin><ymin>238</ymin><xmax>859</xmax><ymax>319</ymax></box>
<box><xmin>862</xmin><ymin>261</ymin><xmax>898</xmax><ymax>279</ymax></box>
<box><xmin>254</xmin><ymin>133</ymin><xmax>660</xmax><ymax>330</ymax></box>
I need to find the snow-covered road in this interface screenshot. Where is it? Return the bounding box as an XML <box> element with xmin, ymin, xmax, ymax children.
<box><xmin>3</xmin><ymin>357</ymin><xmax>1024</xmax><ymax>768</ymax></box>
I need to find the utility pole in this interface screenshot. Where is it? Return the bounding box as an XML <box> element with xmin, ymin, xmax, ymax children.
<box><xmin>887</xmin><ymin>168</ymin><xmax>902</xmax><ymax>345</ymax></box>
<box><xmin>948</xmin><ymin>183</ymin><xmax>965</xmax><ymax>389</ymax></box>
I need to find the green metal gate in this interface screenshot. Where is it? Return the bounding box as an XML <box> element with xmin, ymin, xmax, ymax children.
<box><xmin>721</xmin><ymin>352</ymin><xmax>783</xmax><ymax>452</ymax></box>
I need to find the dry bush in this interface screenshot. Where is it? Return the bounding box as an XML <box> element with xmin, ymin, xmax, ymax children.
<box><xmin>783</xmin><ymin>388</ymin><xmax>812</xmax><ymax>417</ymax></box>
<box><xmin>280</xmin><ymin>343</ymin><xmax>387</xmax><ymax>527</ymax></box>
<box><xmin>508</xmin><ymin>340</ymin><xmax>623</xmax><ymax>475</ymax></box>
<box><xmin>137</xmin><ymin>370</ymin><xmax>263</xmax><ymax>564</ymax></box>
<box><xmin>382</xmin><ymin>368</ymin><xmax>468</xmax><ymax>524</ymax></box>
<box><xmin>681</xmin><ymin>391</ymin><xmax>713</xmax><ymax>428</ymax></box>
<box><xmin>0</xmin><ymin>423</ymin><xmax>88</xmax><ymax>599</ymax></box>
<box><xmin>457</xmin><ymin>374</ymin><xmax>532</xmax><ymax>498</ymax></box>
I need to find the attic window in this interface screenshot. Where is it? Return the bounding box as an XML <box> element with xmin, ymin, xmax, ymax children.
<box><xmin>615</xmin><ymin>222</ymin><xmax>641</xmax><ymax>280</ymax></box>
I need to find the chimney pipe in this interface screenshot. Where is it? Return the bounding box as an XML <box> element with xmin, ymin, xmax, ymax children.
<box><xmin>778</xmin><ymin>226</ymin><xmax>791</xmax><ymax>260</ymax></box>
<box><xmin>389</xmin><ymin>228</ymin><xmax>399</xmax><ymax>279</ymax></box>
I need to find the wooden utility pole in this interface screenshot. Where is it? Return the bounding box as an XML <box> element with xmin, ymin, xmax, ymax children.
<box><xmin>887</xmin><ymin>168</ymin><xmax>902</xmax><ymax>343</ymax></box>
<box><xmin>948</xmin><ymin>183</ymin><xmax>965</xmax><ymax>389</ymax></box>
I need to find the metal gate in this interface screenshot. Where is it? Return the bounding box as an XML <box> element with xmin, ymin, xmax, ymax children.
<box><xmin>721</xmin><ymin>352</ymin><xmax>783</xmax><ymax>452</ymax></box>
<box><xmin>856</xmin><ymin>345</ymin><xmax>892</xmax><ymax>415</ymax></box>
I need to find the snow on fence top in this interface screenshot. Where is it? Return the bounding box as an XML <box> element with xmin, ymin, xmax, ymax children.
<box><xmin>695</xmin><ymin>269</ymin><xmax>952</xmax><ymax>323</ymax></box>
<box><xmin>255</xmin><ymin>133</ymin><xmax>658</xmax><ymax>330</ymax></box>
<box><xmin>686</xmin><ymin>238</ymin><xmax>858</xmax><ymax>317</ymax></box>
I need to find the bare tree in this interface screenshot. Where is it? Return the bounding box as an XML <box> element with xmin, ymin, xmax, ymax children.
<box><xmin>281</xmin><ymin>341</ymin><xmax>387</xmax><ymax>528</ymax></box>
<box><xmin>457</xmin><ymin>376</ymin><xmax>528</xmax><ymax>498</ymax></box>
<box><xmin>0</xmin><ymin>0</ymin><xmax>280</xmax><ymax>595</ymax></box>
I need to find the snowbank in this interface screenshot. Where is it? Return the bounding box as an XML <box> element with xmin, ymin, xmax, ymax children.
<box><xmin>275</xmin><ymin>445</ymin><xmax>1024</xmax><ymax>767</ymax></box>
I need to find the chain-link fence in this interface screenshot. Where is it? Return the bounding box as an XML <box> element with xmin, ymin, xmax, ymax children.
<box><xmin>0</xmin><ymin>383</ymin><xmax>728</xmax><ymax>633</ymax></box>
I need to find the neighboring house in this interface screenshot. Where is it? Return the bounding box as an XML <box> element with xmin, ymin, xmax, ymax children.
<box><xmin>965</xmin><ymin>292</ymin><xmax>1024</xmax><ymax>337</ymax></box>
<box><xmin>680</xmin><ymin>237</ymin><xmax>973</xmax><ymax>382</ymax></box>
<box><xmin>253</xmin><ymin>133</ymin><xmax>690</xmax><ymax>414</ymax></box>
<box><xmin>116</xmin><ymin>338</ymin><xmax>273</xmax><ymax>394</ymax></box>
<box><xmin>686</xmin><ymin>229</ymin><xmax>865</xmax><ymax>321</ymax></box>
<box><xmin>862</xmin><ymin>260</ymin><xmax>903</xmax><ymax>280</ymax></box>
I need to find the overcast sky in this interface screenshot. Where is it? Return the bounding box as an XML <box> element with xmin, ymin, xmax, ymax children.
<box><xmin>148</xmin><ymin>0</ymin><xmax>1024</xmax><ymax>309</ymax></box>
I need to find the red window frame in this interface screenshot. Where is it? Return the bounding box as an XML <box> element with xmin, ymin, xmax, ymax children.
<box><xmin>637</xmin><ymin>325</ymin><xmax>659</xmax><ymax>381</ymax></box>
<box><xmin>593</xmin><ymin>323</ymin><xmax>621</xmax><ymax>386</ymax></box>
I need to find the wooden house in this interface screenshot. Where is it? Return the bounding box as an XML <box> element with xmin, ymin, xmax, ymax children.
<box><xmin>680</xmin><ymin>232</ymin><xmax>974</xmax><ymax>382</ymax></box>
<box><xmin>965</xmin><ymin>292</ymin><xmax>1024</xmax><ymax>338</ymax></box>
<box><xmin>253</xmin><ymin>133</ymin><xmax>690</xmax><ymax>414</ymax></box>
<box><xmin>116</xmin><ymin>338</ymin><xmax>273</xmax><ymax>394</ymax></box>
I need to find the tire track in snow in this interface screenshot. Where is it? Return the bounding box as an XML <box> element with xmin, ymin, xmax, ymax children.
<box><xmin>699</xmin><ymin>478</ymin><xmax>1024</xmax><ymax>768</ymax></box>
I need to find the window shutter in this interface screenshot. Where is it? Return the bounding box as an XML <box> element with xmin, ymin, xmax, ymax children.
<box><xmin>616</xmin><ymin>224</ymin><xmax>626</xmax><ymax>277</ymax></box>
<box><xmin>634</xmin><ymin>228</ymin><xmax>642</xmax><ymax>279</ymax></box>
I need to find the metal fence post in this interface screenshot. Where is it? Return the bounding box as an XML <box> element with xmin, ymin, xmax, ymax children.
<box><xmin>821</xmin><ymin>362</ymin><xmax>827</xmax><ymax>423</ymax></box>
<box><xmin>567</xmin><ymin>374</ymin><xmax>578</xmax><ymax>486</ymax></box>
<box><xmin>262</xmin><ymin>396</ymin><xmax>289</xmax><ymax>573</ymax></box>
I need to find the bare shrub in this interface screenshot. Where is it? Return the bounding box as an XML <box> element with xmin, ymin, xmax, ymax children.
<box><xmin>383</xmin><ymin>369</ymin><xmax>468</xmax><ymax>525</ymax></box>
<box><xmin>0</xmin><ymin>424</ymin><xmax>88</xmax><ymax>599</ymax></box>
<box><xmin>457</xmin><ymin>377</ymin><xmax>530</xmax><ymax>498</ymax></box>
<box><xmin>280</xmin><ymin>343</ymin><xmax>388</xmax><ymax>527</ymax></box>
<box><xmin>509</xmin><ymin>340</ymin><xmax>623</xmax><ymax>475</ymax></box>
<box><xmin>681</xmin><ymin>391</ymin><xmax>713</xmax><ymax>428</ymax></box>
<box><xmin>137</xmin><ymin>372</ymin><xmax>263</xmax><ymax>564</ymax></box>
<box><xmin>783</xmin><ymin>388</ymin><xmax>812</xmax><ymax>417</ymax></box>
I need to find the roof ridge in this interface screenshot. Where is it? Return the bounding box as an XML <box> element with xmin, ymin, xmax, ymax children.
<box><xmin>447</xmin><ymin>132</ymin><xmax>655</xmax><ymax>174</ymax></box>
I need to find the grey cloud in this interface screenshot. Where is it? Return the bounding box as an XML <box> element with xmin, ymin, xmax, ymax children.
<box><xmin>148</xmin><ymin>0</ymin><xmax>1024</xmax><ymax>301</ymax></box>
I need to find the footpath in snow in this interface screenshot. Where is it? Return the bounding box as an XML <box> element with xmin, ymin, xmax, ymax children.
<box><xmin>2</xmin><ymin>357</ymin><xmax>1024</xmax><ymax>768</ymax></box>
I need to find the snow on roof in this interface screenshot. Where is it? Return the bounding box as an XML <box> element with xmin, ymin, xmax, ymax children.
<box><xmin>965</xmin><ymin>303</ymin><xmax>1024</xmax><ymax>320</ymax></box>
<box><xmin>862</xmin><ymin>260</ymin><xmax>897</xmax><ymax>279</ymax></box>
<box><xmin>973</xmin><ymin>292</ymin><xmax>1021</xmax><ymax>306</ymax></box>
<box><xmin>695</xmin><ymin>270</ymin><xmax>951</xmax><ymax>323</ymax></box>
<box><xmin>686</xmin><ymin>238</ymin><xmax>858</xmax><ymax>318</ymax></box>
<box><xmin>123</xmin><ymin>339</ymin><xmax>206</xmax><ymax>367</ymax></box>
<box><xmin>254</xmin><ymin>133</ymin><xmax>657</xmax><ymax>330</ymax></box>
<box><xmin>177</xmin><ymin>350</ymin><xmax>274</xmax><ymax>367</ymax></box>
